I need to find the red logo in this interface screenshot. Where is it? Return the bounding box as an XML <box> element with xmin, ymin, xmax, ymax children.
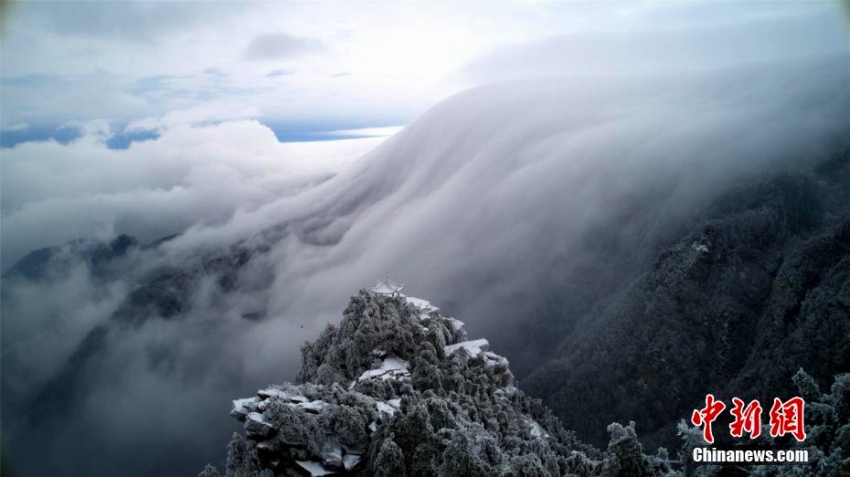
<box><xmin>729</xmin><ymin>398</ymin><xmax>762</xmax><ymax>439</ymax></box>
<box><xmin>690</xmin><ymin>395</ymin><xmax>806</xmax><ymax>443</ymax></box>
<box><xmin>769</xmin><ymin>397</ymin><xmax>806</xmax><ymax>442</ymax></box>
<box><xmin>691</xmin><ymin>394</ymin><xmax>726</xmax><ymax>444</ymax></box>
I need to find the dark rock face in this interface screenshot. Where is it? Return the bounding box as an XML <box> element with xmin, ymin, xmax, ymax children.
<box><xmin>2</xmin><ymin>233</ymin><xmax>139</xmax><ymax>281</ymax></box>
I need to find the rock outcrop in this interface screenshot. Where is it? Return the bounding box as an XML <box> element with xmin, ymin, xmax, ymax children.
<box><xmin>204</xmin><ymin>290</ymin><xmax>675</xmax><ymax>476</ymax></box>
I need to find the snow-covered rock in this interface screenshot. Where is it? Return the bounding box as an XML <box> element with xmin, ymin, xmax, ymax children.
<box><xmin>230</xmin><ymin>397</ymin><xmax>258</xmax><ymax>421</ymax></box>
<box><xmin>244</xmin><ymin>412</ymin><xmax>274</xmax><ymax>438</ymax></box>
<box><xmin>295</xmin><ymin>460</ymin><xmax>335</xmax><ymax>476</ymax></box>
<box><xmin>405</xmin><ymin>295</ymin><xmax>439</xmax><ymax>314</ymax></box>
<box><xmin>357</xmin><ymin>357</ymin><xmax>410</xmax><ymax>382</ymax></box>
<box><xmin>205</xmin><ymin>289</ymin><xmax>603</xmax><ymax>476</ymax></box>
<box><xmin>444</xmin><ymin>338</ymin><xmax>490</xmax><ymax>357</ymax></box>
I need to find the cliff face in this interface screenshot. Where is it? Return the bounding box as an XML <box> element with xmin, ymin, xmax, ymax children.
<box><xmin>204</xmin><ymin>290</ymin><xmax>676</xmax><ymax>477</ymax></box>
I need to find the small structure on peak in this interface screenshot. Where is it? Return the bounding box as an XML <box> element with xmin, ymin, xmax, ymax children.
<box><xmin>370</xmin><ymin>276</ymin><xmax>404</xmax><ymax>296</ymax></box>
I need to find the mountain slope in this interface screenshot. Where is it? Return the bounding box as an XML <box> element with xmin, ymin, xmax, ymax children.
<box><xmin>524</xmin><ymin>145</ymin><xmax>850</xmax><ymax>448</ymax></box>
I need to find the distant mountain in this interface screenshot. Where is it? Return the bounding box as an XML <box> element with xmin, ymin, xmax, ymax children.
<box><xmin>2</xmin><ymin>234</ymin><xmax>139</xmax><ymax>282</ymax></box>
<box><xmin>13</xmin><ymin>236</ymin><xmax>267</xmax><ymax>422</ymax></box>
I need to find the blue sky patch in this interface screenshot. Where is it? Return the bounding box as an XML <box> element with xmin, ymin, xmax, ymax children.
<box><xmin>105</xmin><ymin>129</ymin><xmax>161</xmax><ymax>150</ymax></box>
<box><xmin>1</xmin><ymin>125</ymin><xmax>83</xmax><ymax>148</ymax></box>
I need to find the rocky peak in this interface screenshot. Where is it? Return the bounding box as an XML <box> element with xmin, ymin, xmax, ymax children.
<box><xmin>205</xmin><ymin>290</ymin><xmax>611</xmax><ymax>476</ymax></box>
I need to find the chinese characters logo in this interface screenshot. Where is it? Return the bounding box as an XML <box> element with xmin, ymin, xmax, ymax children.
<box><xmin>691</xmin><ymin>394</ymin><xmax>806</xmax><ymax>444</ymax></box>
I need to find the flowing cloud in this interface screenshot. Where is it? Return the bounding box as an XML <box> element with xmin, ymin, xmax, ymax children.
<box><xmin>243</xmin><ymin>32</ymin><xmax>326</xmax><ymax>61</ymax></box>
<box><xmin>455</xmin><ymin>1</ymin><xmax>847</xmax><ymax>85</ymax></box>
<box><xmin>0</xmin><ymin>119</ymin><xmax>390</xmax><ymax>271</ymax></box>
<box><xmin>15</xmin><ymin>1</ymin><xmax>242</xmax><ymax>43</ymax></box>
<box><xmin>3</xmin><ymin>53</ymin><xmax>848</xmax><ymax>476</ymax></box>
<box><xmin>0</xmin><ymin>1</ymin><xmax>605</xmax><ymax>132</ymax></box>
<box><xmin>265</xmin><ymin>68</ymin><xmax>296</xmax><ymax>78</ymax></box>
<box><xmin>2</xmin><ymin>2</ymin><xmax>850</xmax><ymax>477</ymax></box>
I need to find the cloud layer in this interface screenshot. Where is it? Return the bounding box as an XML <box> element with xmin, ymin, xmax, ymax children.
<box><xmin>0</xmin><ymin>120</ymin><xmax>389</xmax><ymax>270</ymax></box>
<box><xmin>2</xmin><ymin>2</ymin><xmax>849</xmax><ymax>476</ymax></box>
<box><xmin>4</xmin><ymin>50</ymin><xmax>849</xmax><ymax>475</ymax></box>
<box><xmin>243</xmin><ymin>32</ymin><xmax>325</xmax><ymax>61</ymax></box>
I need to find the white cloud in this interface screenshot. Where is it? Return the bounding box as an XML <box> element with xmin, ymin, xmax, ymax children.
<box><xmin>0</xmin><ymin>1</ymin><xmax>623</xmax><ymax>129</ymax></box>
<box><xmin>0</xmin><ymin>118</ymin><xmax>394</xmax><ymax>269</ymax></box>
<box><xmin>324</xmin><ymin>126</ymin><xmax>405</xmax><ymax>137</ymax></box>
<box><xmin>1</xmin><ymin>122</ymin><xmax>30</xmax><ymax>132</ymax></box>
<box><xmin>243</xmin><ymin>32</ymin><xmax>325</xmax><ymax>61</ymax></box>
<box><xmin>2</xmin><ymin>2</ymin><xmax>849</xmax><ymax>476</ymax></box>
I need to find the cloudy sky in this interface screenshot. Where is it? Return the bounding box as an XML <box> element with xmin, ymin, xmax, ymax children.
<box><xmin>2</xmin><ymin>1</ymin><xmax>844</xmax><ymax>144</ymax></box>
<box><xmin>1</xmin><ymin>0</ymin><xmax>596</xmax><ymax>142</ymax></box>
<box><xmin>2</xmin><ymin>0</ymin><xmax>847</xmax><ymax>271</ymax></box>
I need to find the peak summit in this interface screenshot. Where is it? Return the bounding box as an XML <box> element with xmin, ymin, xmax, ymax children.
<box><xmin>210</xmin><ymin>291</ymin><xmax>568</xmax><ymax>475</ymax></box>
<box><xmin>203</xmin><ymin>290</ymin><xmax>680</xmax><ymax>476</ymax></box>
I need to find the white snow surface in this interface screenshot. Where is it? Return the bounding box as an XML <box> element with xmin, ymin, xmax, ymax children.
<box><xmin>526</xmin><ymin>417</ymin><xmax>549</xmax><ymax>439</ymax></box>
<box><xmin>295</xmin><ymin>460</ymin><xmax>335</xmax><ymax>476</ymax></box>
<box><xmin>246</xmin><ymin>412</ymin><xmax>266</xmax><ymax>424</ymax></box>
<box><xmin>231</xmin><ymin>397</ymin><xmax>258</xmax><ymax>419</ymax></box>
<box><xmin>343</xmin><ymin>454</ymin><xmax>362</xmax><ymax>471</ymax></box>
<box><xmin>257</xmin><ymin>387</ymin><xmax>308</xmax><ymax>403</ymax></box>
<box><xmin>444</xmin><ymin>339</ymin><xmax>490</xmax><ymax>358</ymax></box>
<box><xmin>358</xmin><ymin>357</ymin><xmax>410</xmax><ymax>382</ymax></box>
<box><xmin>299</xmin><ymin>400</ymin><xmax>327</xmax><ymax>413</ymax></box>
<box><xmin>405</xmin><ymin>296</ymin><xmax>439</xmax><ymax>314</ymax></box>
<box><xmin>376</xmin><ymin>401</ymin><xmax>397</xmax><ymax>416</ymax></box>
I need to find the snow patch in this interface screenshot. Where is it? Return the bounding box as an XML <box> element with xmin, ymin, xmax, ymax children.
<box><xmin>299</xmin><ymin>400</ymin><xmax>327</xmax><ymax>413</ymax></box>
<box><xmin>444</xmin><ymin>338</ymin><xmax>490</xmax><ymax>357</ymax></box>
<box><xmin>295</xmin><ymin>460</ymin><xmax>335</xmax><ymax>476</ymax></box>
<box><xmin>358</xmin><ymin>357</ymin><xmax>410</xmax><ymax>382</ymax></box>
<box><xmin>405</xmin><ymin>296</ymin><xmax>439</xmax><ymax>314</ymax></box>
<box><xmin>343</xmin><ymin>454</ymin><xmax>362</xmax><ymax>471</ymax></box>
<box><xmin>230</xmin><ymin>397</ymin><xmax>259</xmax><ymax>420</ymax></box>
<box><xmin>258</xmin><ymin>387</ymin><xmax>308</xmax><ymax>403</ymax></box>
<box><xmin>245</xmin><ymin>412</ymin><xmax>275</xmax><ymax>438</ymax></box>
<box><xmin>375</xmin><ymin>398</ymin><xmax>401</xmax><ymax>417</ymax></box>
<box><xmin>527</xmin><ymin>418</ymin><xmax>549</xmax><ymax>439</ymax></box>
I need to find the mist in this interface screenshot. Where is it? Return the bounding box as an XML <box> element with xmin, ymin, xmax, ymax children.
<box><xmin>2</xmin><ymin>2</ymin><xmax>849</xmax><ymax>476</ymax></box>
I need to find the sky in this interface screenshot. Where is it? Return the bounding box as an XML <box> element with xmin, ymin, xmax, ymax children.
<box><xmin>2</xmin><ymin>1</ymin><xmax>844</xmax><ymax>146</ymax></box>
<box><xmin>1</xmin><ymin>2</ymin><xmax>849</xmax><ymax>476</ymax></box>
<box><xmin>0</xmin><ymin>0</ymin><xmax>589</xmax><ymax>144</ymax></box>
<box><xmin>2</xmin><ymin>0</ymin><xmax>847</xmax><ymax>270</ymax></box>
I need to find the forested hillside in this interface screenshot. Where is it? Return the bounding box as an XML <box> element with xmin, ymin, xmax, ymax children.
<box><xmin>524</xmin><ymin>144</ymin><xmax>850</xmax><ymax>450</ymax></box>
